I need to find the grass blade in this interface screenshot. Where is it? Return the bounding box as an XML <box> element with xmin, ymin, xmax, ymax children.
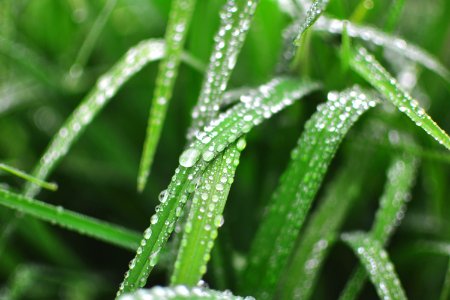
<box><xmin>242</xmin><ymin>87</ymin><xmax>378</xmax><ymax>299</ymax></box>
<box><xmin>23</xmin><ymin>39</ymin><xmax>165</xmax><ymax>198</ymax></box>
<box><xmin>117</xmin><ymin>78</ymin><xmax>318</xmax><ymax>296</ymax></box>
<box><xmin>280</xmin><ymin>146</ymin><xmax>374</xmax><ymax>300</ymax></box>
<box><xmin>0</xmin><ymin>188</ymin><xmax>141</xmax><ymax>251</ymax></box>
<box><xmin>187</xmin><ymin>0</ymin><xmax>259</xmax><ymax>140</ymax></box>
<box><xmin>118</xmin><ymin>286</ymin><xmax>254</xmax><ymax>300</ymax></box>
<box><xmin>341</xmin><ymin>232</ymin><xmax>407</xmax><ymax>300</ymax></box>
<box><xmin>178</xmin><ymin>78</ymin><xmax>319</xmax><ymax>168</ymax></box>
<box><xmin>349</xmin><ymin>46</ymin><xmax>450</xmax><ymax>151</ymax></box>
<box><xmin>339</xmin><ymin>154</ymin><xmax>418</xmax><ymax>300</ymax></box>
<box><xmin>0</xmin><ymin>163</ymin><xmax>57</xmax><ymax>191</ymax></box>
<box><xmin>314</xmin><ymin>17</ymin><xmax>450</xmax><ymax>82</ymax></box>
<box><xmin>171</xmin><ymin>142</ymin><xmax>243</xmax><ymax>285</ymax></box>
<box><xmin>294</xmin><ymin>0</ymin><xmax>329</xmax><ymax>46</ymax></box>
<box><xmin>70</xmin><ymin>0</ymin><xmax>117</xmax><ymax>78</ymax></box>
<box><xmin>137</xmin><ymin>0</ymin><xmax>196</xmax><ymax>192</ymax></box>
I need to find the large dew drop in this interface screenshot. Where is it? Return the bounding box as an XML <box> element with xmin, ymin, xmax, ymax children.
<box><xmin>179</xmin><ymin>148</ymin><xmax>201</xmax><ymax>167</ymax></box>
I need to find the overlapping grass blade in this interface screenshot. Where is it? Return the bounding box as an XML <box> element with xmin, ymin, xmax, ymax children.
<box><xmin>117</xmin><ymin>78</ymin><xmax>318</xmax><ymax>296</ymax></box>
<box><xmin>280</xmin><ymin>146</ymin><xmax>374</xmax><ymax>300</ymax></box>
<box><xmin>0</xmin><ymin>188</ymin><xmax>140</xmax><ymax>250</ymax></box>
<box><xmin>294</xmin><ymin>0</ymin><xmax>329</xmax><ymax>46</ymax></box>
<box><xmin>171</xmin><ymin>142</ymin><xmax>243</xmax><ymax>285</ymax></box>
<box><xmin>118</xmin><ymin>1</ymin><xmax>260</xmax><ymax>294</ymax></box>
<box><xmin>339</xmin><ymin>154</ymin><xmax>418</xmax><ymax>300</ymax></box>
<box><xmin>242</xmin><ymin>87</ymin><xmax>378</xmax><ymax>299</ymax></box>
<box><xmin>187</xmin><ymin>0</ymin><xmax>259</xmax><ymax>140</ymax></box>
<box><xmin>349</xmin><ymin>46</ymin><xmax>450</xmax><ymax>150</ymax></box>
<box><xmin>137</xmin><ymin>0</ymin><xmax>196</xmax><ymax>192</ymax></box>
<box><xmin>23</xmin><ymin>39</ymin><xmax>165</xmax><ymax>198</ymax></box>
<box><xmin>170</xmin><ymin>0</ymin><xmax>258</xmax><ymax>287</ymax></box>
<box><xmin>314</xmin><ymin>18</ymin><xmax>450</xmax><ymax>82</ymax></box>
<box><xmin>341</xmin><ymin>232</ymin><xmax>407</xmax><ymax>300</ymax></box>
<box><xmin>0</xmin><ymin>163</ymin><xmax>57</xmax><ymax>191</ymax></box>
<box><xmin>118</xmin><ymin>286</ymin><xmax>254</xmax><ymax>300</ymax></box>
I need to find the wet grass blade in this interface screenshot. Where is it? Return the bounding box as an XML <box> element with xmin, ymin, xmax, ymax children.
<box><xmin>242</xmin><ymin>87</ymin><xmax>378</xmax><ymax>299</ymax></box>
<box><xmin>178</xmin><ymin>78</ymin><xmax>319</xmax><ymax>168</ymax></box>
<box><xmin>118</xmin><ymin>286</ymin><xmax>254</xmax><ymax>300</ymax></box>
<box><xmin>0</xmin><ymin>163</ymin><xmax>57</xmax><ymax>191</ymax></box>
<box><xmin>171</xmin><ymin>142</ymin><xmax>243</xmax><ymax>285</ymax></box>
<box><xmin>349</xmin><ymin>46</ymin><xmax>450</xmax><ymax>151</ymax></box>
<box><xmin>23</xmin><ymin>39</ymin><xmax>165</xmax><ymax>198</ymax></box>
<box><xmin>314</xmin><ymin>18</ymin><xmax>450</xmax><ymax>82</ymax></box>
<box><xmin>339</xmin><ymin>154</ymin><xmax>418</xmax><ymax>300</ymax></box>
<box><xmin>280</xmin><ymin>147</ymin><xmax>373</xmax><ymax>300</ymax></box>
<box><xmin>294</xmin><ymin>0</ymin><xmax>329</xmax><ymax>46</ymax></box>
<box><xmin>187</xmin><ymin>0</ymin><xmax>259</xmax><ymax>140</ymax></box>
<box><xmin>137</xmin><ymin>0</ymin><xmax>196</xmax><ymax>192</ymax></box>
<box><xmin>341</xmin><ymin>232</ymin><xmax>407</xmax><ymax>300</ymax></box>
<box><xmin>0</xmin><ymin>188</ymin><xmax>141</xmax><ymax>251</ymax></box>
<box><xmin>117</xmin><ymin>77</ymin><xmax>318</xmax><ymax>296</ymax></box>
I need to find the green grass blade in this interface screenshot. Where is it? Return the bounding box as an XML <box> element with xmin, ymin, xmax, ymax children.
<box><xmin>339</xmin><ymin>154</ymin><xmax>417</xmax><ymax>300</ymax></box>
<box><xmin>118</xmin><ymin>286</ymin><xmax>254</xmax><ymax>300</ymax></box>
<box><xmin>178</xmin><ymin>78</ymin><xmax>319</xmax><ymax>168</ymax></box>
<box><xmin>137</xmin><ymin>0</ymin><xmax>196</xmax><ymax>192</ymax></box>
<box><xmin>187</xmin><ymin>0</ymin><xmax>259</xmax><ymax>140</ymax></box>
<box><xmin>0</xmin><ymin>188</ymin><xmax>140</xmax><ymax>251</ymax></box>
<box><xmin>294</xmin><ymin>0</ymin><xmax>329</xmax><ymax>46</ymax></box>
<box><xmin>23</xmin><ymin>39</ymin><xmax>165</xmax><ymax>198</ymax></box>
<box><xmin>0</xmin><ymin>163</ymin><xmax>57</xmax><ymax>191</ymax></box>
<box><xmin>70</xmin><ymin>0</ymin><xmax>117</xmax><ymax>78</ymax></box>
<box><xmin>280</xmin><ymin>148</ymin><xmax>373</xmax><ymax>300</ymax></box>
<box><xmin>314</xmin><ymin>18</ymin><xmax>450</xmax><ymax>82</ymax></box>
<box><xmin>171</xmin><ymin>142</ymin><xmax>243</xmax><ymax>285</ymax></box>
<box><xmin>242</xmin><ymin>87</ymin><xmax>378</xmax><ymax>299</ymax></box>
<box><xmin>370</xmin><ymin>154</ymin><xmax>418</xmax><ymax>243</ymax></box>
<box><xmin>349</xmin><ymin>46</ymin><xmax>450</xmax><ymax>150</ymax></box>
<box><xmin>341</xmin><ymin>232</ymin><xmax>407</xmax><ymax>300</ymax></box>
<box><xmin>117</xmin><ymin>78</ymin><xmax>318</xmax><ymax>296</ymax></box>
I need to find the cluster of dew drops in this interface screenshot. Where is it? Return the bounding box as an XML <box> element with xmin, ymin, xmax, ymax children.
<box><xmin>188</xmin><ymin>0</ymin><xmax>258</xmax><ymax>139</ymax></box>
<box><xmin>118</xmin><ymin>285</ymin><xmax>255</xmax><ymax>300</ymax></box>
<box><xmin>180</xmin><ymin>78</ymin><xmax>317</xmax><ymax>169</ymax></box>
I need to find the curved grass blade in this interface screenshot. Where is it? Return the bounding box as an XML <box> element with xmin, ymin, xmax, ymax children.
<box><xmin>137</xmin><ymin>0</ymin><xmax>197</xmax><ymax>192</ymax></box>
<box><xmin>280</xmin><ymin>146</ymin><xmax>374</xmax><ymax>300</ymax></box>
<box><xmin>339</xmin><ymin>154</ymin><xmax>418</xmax><ymax>300</ymax></box>
<box><xmin>187</xmin><ymin>0</ymin><xmax>259</xmax><ymax>141</ymax></box>
<box><xmin>118</xmin><ymin>286</ymin><xmax>254</xmax><ymax>300</ymax></box>
<box><xmin>23</xmin><ymin>39</ymin><xmax>165</xmax><ymax>199</ymax></box>
<box><xmin>117</xmin><ymin>78</ymin><xmax>318</xmax><ymax>296</ymax></box>
<box><xmin>294</xmin><ymin>0</ymin><xmax>329</xmax><ymax>46</ymax></box>
<box><xmin>349</xmin><ymin>46</ymin><xmax>450</xmax><ymax>151</ymax></box>
<box><xmin>314</xmin><ymin>18</ymin><xmax>450</xmax><ymax>82</ymax></box>
<box><xmin>341</xmin><ymin>232</ymin><xmax>407</xmax><ymax>300</ymax></box>
<box><xmin>242</xmin><ymin>87</ymin><xmax>378</xmax><ymax>299</ymax></box>
<box><xmin>178</xmin><ymin>78</ymin><xmax>320</xmax><ymax>168</ymax></box>
<box><xmin>0</xmin><ymin>163</ymin><xmax>57</xmax><ymax>191</ymax></box>
<box><xmin>0</xmin><ymin>188</ymin><xmax>140</xmax><ymax>251</ymax></box>
<box><xmin>171</xmin><ymin>141</ymin><xmax>244</xmax><ymax>285</ymax></box>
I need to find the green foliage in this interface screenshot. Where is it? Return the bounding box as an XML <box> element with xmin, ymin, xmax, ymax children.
<box><xmin>1</xmin><ymin>0</ymin><xmax>450</xmax><ymax>299</ymax></box>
